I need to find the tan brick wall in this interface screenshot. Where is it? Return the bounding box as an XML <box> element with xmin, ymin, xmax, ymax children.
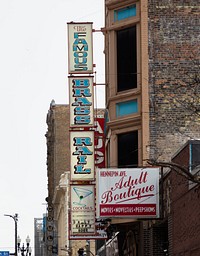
<box><xmin>148</xmin><ymin>0</ymin><xmax>200</xmax><ymax>162</ymax></box>
<box><xmin>46</xmin><ymin>104</ymin><xmax>70</xmax><ymax>201</ymax></box>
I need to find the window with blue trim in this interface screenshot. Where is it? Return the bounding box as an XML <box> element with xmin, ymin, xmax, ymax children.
<box><xmin>114</xmin><ymin>4</ymin><xmax>136</xmax><ymax>22</ymax></box>
<box><xmin>116</xmin><ymin>100</ymin><xmax>138</xmax><ymax>117</ymax></box>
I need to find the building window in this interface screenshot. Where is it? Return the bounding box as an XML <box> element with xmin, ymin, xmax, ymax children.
<box><xmin>118</xmin><ymin>131</ymin><xmax>138</xmax><ymax>167</ymax></box>
<box><xmin>117</xmin><ymin>26</ymin><xmax>137</xmax><ymax>92</ymax></box>
<box><xmin>189</xmin><ymin>143</ymin><xmax>200</xmax><ymax>172</ymax></box>
<box><xmin>114</xmin><ymin>4</ymin><xmax>136</xmax><ymax>21</ymax></box>
<box><xmin>116</xmin><ymin>99</ymin><xmax>138</xmax><ymax>117</ymax></box>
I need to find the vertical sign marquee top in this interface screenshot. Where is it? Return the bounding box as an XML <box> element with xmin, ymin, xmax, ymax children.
<box><xmin>67</xmin><ymin>23</ymin><xmax>93</xmax><ymax>74</ymax></box>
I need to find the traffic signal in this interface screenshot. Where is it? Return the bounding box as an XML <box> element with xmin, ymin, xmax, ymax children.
<box><xmin>78</xmin><ymin>248</ymin><xmax>84</xmax><ymax>256</ymax></box>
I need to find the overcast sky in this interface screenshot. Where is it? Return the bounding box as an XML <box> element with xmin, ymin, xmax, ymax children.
<box><xmin>0</xmin><ymin>0</ymin><xmax>104</xmax><ymax>253</ymax></box>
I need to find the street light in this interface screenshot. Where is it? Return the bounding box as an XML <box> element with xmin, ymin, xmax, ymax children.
<box><xmin>17</xmin><ymin>235</ymin><xmax>32</xmax><ymax>256</ymax></box>
<box><xmin>4</xmin><ymin>213</ymin><xmax>18</xmax><ymax>256</ymax></box>
<box><xmin>77</xmin><ymin>248</ymin><xmax>97</xmax><ymax>256</ymax></box>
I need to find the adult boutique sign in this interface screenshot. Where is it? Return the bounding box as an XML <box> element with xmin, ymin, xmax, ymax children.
<box><xmin>96</xmin><ymin>168</ymin><xmax>160</xmax><ymax>218</ymax></box>
<box><xmin>69</xmin><ymin>76</ymin><xmax>94</xmax><ymax>127</ymax></box>
<box><xmin>67</xmin><ymin>22</ymin><xmax>93</xmax><ymax>74</ymax></box>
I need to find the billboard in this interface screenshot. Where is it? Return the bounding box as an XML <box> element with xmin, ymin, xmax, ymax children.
<box><xmin>96</xmin><ymin>168</ymin><xmax>160</xmax><ymax>218</ymax></box>
<box><xmin>70</xmin><ymin>185</ymin><xmax>95</xmax><ymax>236</ymax></box>
<box><xmin>70</xmin><ymin>131</ymin><xmax>95</xmax><ymax>181</ymax></box>
<box><xmin>67</xmin><ymin>22</ymin><xmax>93</xmax><ymax>74</ymax></box>
<box><xmin>69</xmin><ymin>76</ymin><xmax>94</xmax><ymax>127</ymax></box>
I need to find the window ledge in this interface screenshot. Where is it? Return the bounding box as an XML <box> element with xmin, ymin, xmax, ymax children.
<box><xmin>106</xmin><ymin>115</ymin><xmax>141</xmax><ymax>130</ymax></box>
<box><xmin>106</xmin><ymin>88</ymin><xmax>141</xmax><ymax>108</ymax></box>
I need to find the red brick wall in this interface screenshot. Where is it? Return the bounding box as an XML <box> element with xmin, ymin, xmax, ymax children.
<box><xmin>169</xmin><ymin>143</ymin><xmax>200</xmax><ymax>255</ymax></box>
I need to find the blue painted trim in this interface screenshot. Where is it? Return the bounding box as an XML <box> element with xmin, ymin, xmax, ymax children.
<box><xmin>116</xmin><ymin>100</ymin><xmax>138</xmax><ymax>117</ymax></box>
<box><xmin>114</xmin><ymin>5</ymin><xmax>136</xmax><ymax>21</ymax></box>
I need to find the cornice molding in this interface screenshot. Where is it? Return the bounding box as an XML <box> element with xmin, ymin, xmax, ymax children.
<box><xmin>106</xmin><ymin>0</ymin><xmax>138</xmax><ymax>10</ymax></box>
<box><xmin>106</xmin><ymin>88</ymin><xmax>141</xmax><ymax>108</ymax></box>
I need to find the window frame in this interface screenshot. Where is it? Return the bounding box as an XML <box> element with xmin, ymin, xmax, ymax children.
<box><xmin>116</xmin><ymin>25</ymin><xmax>138</xmax><ymax>92</ymax></box>
<box><xmin>114</xmin><ymin>4</ymin><xmax>137</xmax><ymax>22</ymax></box>
<box><xmin>117</xmin><ymin>130</ymin><xmax>139</xmax><ymax>168</ymax></box>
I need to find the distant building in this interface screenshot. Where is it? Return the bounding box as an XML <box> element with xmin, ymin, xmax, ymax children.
<box><xmin>45</xmin><ymin>103</ymin><xmax>72</xmax><ymax>256</ymax></box>
<box><xmin>34</xmin><ymin>217</ymin><xmax>45</xmax><ymax>256</ymax></box>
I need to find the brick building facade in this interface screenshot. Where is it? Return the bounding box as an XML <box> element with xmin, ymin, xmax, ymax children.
<box><xmin>44</xmin><ymin>1</ymin><xmax>200</xmax><ymax>255</ymax></box>
<box><xmin>104</xmin><ymin>0</ymin><xmax>200</xmax><ymax>255</ymax></box>
<box><xmin>45</xmin><ymin>102</ymin><xmax>71</xmax><ymax>256</ymax></box>
<box><xmin>148</xmin><ymin>2</ymin><xmax>200</xmax><ymax>254</ymax></box>
<box><xmin>148</xmin><ymin>0</ymin><xmax>200</xmax><ymax>162</ymax></box>
<box><xmin>167</xmin><ymin>141</ymin><xmax>200</xmax><ymax>255</ymax></box>
<box><xmin>46</xmin><ymin>102</ymin><xmax>70</xmax><ymax>201</ymax></box>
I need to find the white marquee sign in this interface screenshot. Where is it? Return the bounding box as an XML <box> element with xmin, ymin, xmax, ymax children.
<box><xmin>70</xmin><ymin>131</ymin><xmax>94</xmax><ymax>181</ymax></box>
<box><xmin>67</xmin><ymin>23</ymin><xmax>93</xmax><ymax>74</ymax></box>
<box><xmin>69</xmin><ymin>76</ymin><xmax>94</xmax><ymax>127</ymax></box>
<box><xmin>96</xmin><ymin>168</ymin><xmax>160</xmax><ymax>218</ymax></box>
<box><xmin>70</xmin><ymin>185</ymin><xmax>95</xmax><ymax>236</ymax></box>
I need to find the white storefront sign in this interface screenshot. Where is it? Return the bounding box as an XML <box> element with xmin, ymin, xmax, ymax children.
<box><xmin>96</xmin><ymin>168</ymin><xmax>160</xmax><ymax>218</ymax></box>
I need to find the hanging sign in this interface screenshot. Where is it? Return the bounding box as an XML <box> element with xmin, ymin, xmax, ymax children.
<box><xmin>67</xmin><ymin>22</ymin><xmax>93</xmax><ymax>74</ymax></box>
<box><xmin>94</xmin><ymin>115</ymin><xmax>105</xmax><ymax>168</ymax></box>
<box><xmin>70</xmin><ymin>185</ymin><xmax>95</xmax><ymax>236</ymax></box>
<box><xmin>69</xmin><ymin>76</ymin><xmax>94</xmax><ymax>127</ymax></box>
<box><xmin>96</xmin><ymin>168</ymin><xmax>160</xmax><ymax>218</ymax></box>
<box><xmin>70</xmin><ymin>131</ymin><xmax>94</xmax><ymax>181</ymax></box>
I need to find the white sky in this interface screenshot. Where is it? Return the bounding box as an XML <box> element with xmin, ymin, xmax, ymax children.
<box><xmin>0</xmin><ymin>0</ymin><xmax>105</xmax><ymax>254</ymax></box>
